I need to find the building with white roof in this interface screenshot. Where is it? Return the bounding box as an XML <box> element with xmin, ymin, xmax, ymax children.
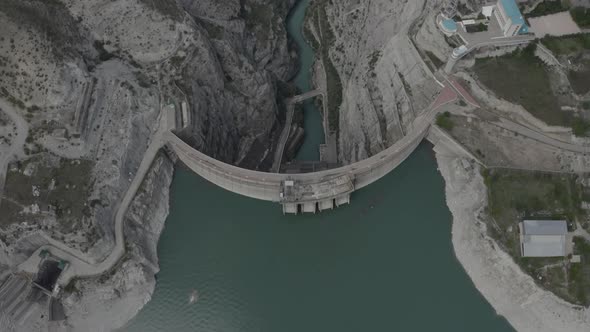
<box><xmin>519</xmin><ymin>220</ymin><xmax>568</xmax><ymax>257</ymax></box>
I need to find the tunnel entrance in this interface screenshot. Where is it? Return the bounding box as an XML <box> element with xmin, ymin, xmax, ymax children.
<box><xmin>34</xmin><ymin>257</ymin><xmax>64</xmax><ymax>292</ymax></box>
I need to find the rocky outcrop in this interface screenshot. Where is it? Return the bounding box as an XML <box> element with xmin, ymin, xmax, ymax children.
<box><xmin>178</xmin><ymin>0</ymin><xmax>297</xmax><ymax>170</ymax></box>
<box><xmin>0</xmin><ymin>0</ymin><xmax>297</xmax><ymax>330</ymax></box>
<box><xmin>310</xmin><ymin>0</ymin><xmax>440</xmax><ymax>164</ymax></box>
<box><xmin>62</xmin><ymin>153</ymin><xmax>174</xmax><ymax>332</ymax></box>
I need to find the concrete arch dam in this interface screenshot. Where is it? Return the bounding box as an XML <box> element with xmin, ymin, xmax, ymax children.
<box><xmin>165</xmin><ymin>108</ymin><xmax>433</xmax><ymax>214</ymax></box>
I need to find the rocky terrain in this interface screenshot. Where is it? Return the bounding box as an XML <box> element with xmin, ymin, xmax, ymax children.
<box><xmin>435</xmin><ymin>145</ymin><xmax>590</xmax><ymax>332</ymax></box>
<box><xmin>0</xmin><ymin>0</ymin><xmax>298</xmax><ymax>330</ymax></box>
<box><xmin>305</xmin><ymin>0</ymin><xmax>442</xmax><ymax>164</ymax></box>
<box><xmin>176</xmin><ymin>0</ymin><xmax>296</xmax><ymax>169</ymax></box>
<box><xmin>3</xmin><ymin>0</ymin><xmax>586</xmax><ymax>330</ymax></box>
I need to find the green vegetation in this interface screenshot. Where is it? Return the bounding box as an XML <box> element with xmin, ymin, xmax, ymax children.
<box><xmin>368</xmin><ymin>50</ymin><xmax>381</xmax><ymax>73</ymax></box>
<box><xmin>436</xmin><ymin>111</ymin><xmax>454</xmax><ymax>131</ymax></box>
<box><xmin>473</xmin><ymin>44</ymin><xmax>567</xmax><ymax>126</ymax></box>
<box><xmin>199</xmin><ymin>20</ymin><xmax>224</xmax><ymax>40</ymax></box>
<box><xmin>568</xmin><ymin>67</ymin><xmax>590</xmax><ymax>95</ymax></box>
<box><xmin>94</xmin><ymin>40</ymin><xmax>114</xmax><ymax>62</ymax></box>
<box><xmin>169</xmin><ymin>55</ymin><xmax>185</xmax><ymax>68</ymax></box>
<box><xmin>0</xmin><ymin>87</ymin><xmax>25</xmax><ymax>109</ymax></box>
<box><xmin>483</xmin><ymin>169</ymin><xmax>583</xmax><ymax>229</ymax></box>
<box><xmin>244</xmin><ymin>3</ymin><xmax>284</xmax><ymax>42</ymax></box>
<box><xmin>0</xmin><ymin>155</ymin><xmax>94</xmax><ymax>231</ymax></box>
<box><xmin>570</xmin><ymin>237</ymin><xmax>590</xmax><ymax>305</ymax></box>
<box><xmin>541</xmin><ymin>34</ymin><xmax>590</xmax><ymax>95</ymax></box>
<box><xmin>541</xmin><ymin>34</ymin><xmax>590</xmax><ymax>55</ymax></box>
<box><xmin>572</xmin><ymin>117</ymin><xmax>590</xmax><ymax>136</ymax></box>
<box><xmin>424</xmin><ymin>50</ymin><xmax>444</xmax><ymax>69</ymax></box>
<box><xmin>244</xmin><ymin>3</ymin><xmax>272</xmax><ymax>30</ymax></box>
<box><xmin>482</xmin><ymin>168</ymin><xmax>590</xmax><ymax>305</ymax></box>
<box><xmin>465</xmin><ymin>23</ymin><xmax>488</xmax><ymax>33</ymax></box>
<box><xmin>571</xmin><ymin>7</ymin><xmax>590</xmax><ymax>28</ymax></box>
<box><xmin>526</xmin><ymin>0</ymin><xmax>569</xmax><ymax>18</ymax></box>
<box><xmin>0</xmin><ymin>0</ymin><xmax>86</xmax><ymax>59</ymax></box>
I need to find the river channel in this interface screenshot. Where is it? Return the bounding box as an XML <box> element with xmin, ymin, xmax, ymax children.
<box><xmin>288</xmin><ymin>0</ymin><xmax>325</xmax><ymax>161</ymax></box>
<box><xmin>124</xmin><ymin>1</ymin><xmax>514</xmax><ymax>331</ymax></box>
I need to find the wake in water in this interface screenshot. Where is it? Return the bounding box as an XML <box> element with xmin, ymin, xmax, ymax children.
<box><xmin>188</xmin><ymin>289</ymin><xmax>199</xmax><ymax>304</ymax></box>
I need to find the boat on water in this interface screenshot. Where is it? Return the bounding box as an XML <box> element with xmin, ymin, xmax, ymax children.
<box><xmin>189</xmin><ymin>289</ymin><xmax>199</xmax><ymax>304</ymax></box>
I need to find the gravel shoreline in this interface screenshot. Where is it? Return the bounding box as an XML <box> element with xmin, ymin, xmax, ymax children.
<box><xmin>434</xmin><ymin>146</ymin><xmax>590</xmax><ymax>332</ymax></box>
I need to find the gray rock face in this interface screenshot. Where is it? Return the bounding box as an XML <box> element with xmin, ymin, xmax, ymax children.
<box><xmin>313</xmin><ymin>0</ymin><xmax>440</xmax><ymax>164</ymax></box>
<box><xmin>179</xmin><ymin>0</ymin><xmax>296</xmax><ymax>170</ymax></box>
<box><xmin>0</xmin><ymin>0</ymin><xmax>299</xmax><ymax>329</ymax></box>
<box><xmin>63</xmin><ymin>153</ymin><xmax>175</xmax><ymax>332</ymax></box>
<box><xmin>124</xmin><ymin>153</ymin><xmax>174</xmax><ymax>273</ymax></box>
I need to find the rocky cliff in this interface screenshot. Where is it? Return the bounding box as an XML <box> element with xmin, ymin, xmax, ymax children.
<box><xmin>305</xmin><ymin>0</ymin><xmax>441</xmax><ymax>164</ymax></box>
<box><xmin>0</xmin><ymin>0</ymin><xmax>297</xmax><ymax>330</ymax></box>
<box><xmin>62</xmin><ymin>153</ymin><xmax>174</xmax><ymax>332</ymax></box>
<box><xmin>177</xmin><ymin>0</ymin><xmax>297</xmax><ymax>170</ymax></box>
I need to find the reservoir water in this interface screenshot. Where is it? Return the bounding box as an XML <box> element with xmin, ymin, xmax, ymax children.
<box><xmin>124</xmin><ymin>1</ymin><xmax>514</xmax><ymax>331</ymax></box>
<box><xmin>124</xmin><ymin>144</ymin><xmax>513</xmax><ymax>332</ymax></box>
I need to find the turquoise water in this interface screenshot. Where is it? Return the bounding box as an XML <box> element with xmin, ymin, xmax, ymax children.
<box><xmin>124</xmin><ymin>143</ymin><xmax>514</xmax><ymax>332</ymax></box>
<box><xmin>287</xmin><ymin>0</ymin><xmax>326</xmax><ymax>161</ymax></box>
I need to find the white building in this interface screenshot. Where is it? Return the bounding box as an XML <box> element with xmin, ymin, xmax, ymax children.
<box><xmin>519</xmin><ymin>220</ymin><xmax>568</xmax><ymax>257</ymax></box>
<box><xmin>494</xmin><ymin>0</ymin><xmax>529</xmax><ymax>37</ymax></box>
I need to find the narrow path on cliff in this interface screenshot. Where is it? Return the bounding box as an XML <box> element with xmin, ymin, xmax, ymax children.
<box><xmin>18</xmin><ymin>105</ymin><xmax>174</xmax><ymax>286</ymax></box>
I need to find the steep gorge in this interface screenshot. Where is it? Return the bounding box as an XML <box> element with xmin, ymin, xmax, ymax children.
<box><xmin>176</xmin><ymin>0</ymin><xmax>297</xmax><ymax>170</ymax></box>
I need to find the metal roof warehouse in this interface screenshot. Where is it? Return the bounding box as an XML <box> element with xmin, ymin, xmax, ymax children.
<box><xmin>520</xmin><ymin>220</ymin><xmax>568</xmax><ymax>257</ymax></box>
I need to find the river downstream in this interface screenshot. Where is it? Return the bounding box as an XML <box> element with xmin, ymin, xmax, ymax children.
<box><xmin>124</xmin><ymin>1</ymin><xmax>514</xmax><ymax>331</ymax></box>
<box><xmin>288</xmin><ymin>0</ymin><xmax>325</xmax><ymax>161</ymax></box>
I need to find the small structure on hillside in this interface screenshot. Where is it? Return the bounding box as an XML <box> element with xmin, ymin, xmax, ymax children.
<box><xmin>519</xmin><ymin>220</ymin><xmax>568</xmax><ymax>257</ymax></box>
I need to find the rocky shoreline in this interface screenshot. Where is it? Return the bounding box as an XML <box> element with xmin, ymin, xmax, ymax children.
<box><xmin>62</xmin><ymin>153</ymin><xmax>174</xmax><ymax>332</ymax></box>
<box><xmin>434</xmin><ymin>144</ymin><xmax>590</xmax><ymax>332</ymax></box>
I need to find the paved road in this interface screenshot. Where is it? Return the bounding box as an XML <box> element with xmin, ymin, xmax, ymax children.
<box><xmin>444</xmin><ymin>77</ymin><xmax>590</xmax><ymax>154</ymax></box>
<box><xmin>18</xmin><ymin>106</ymin><xmax>173</xmax><ymax>286</ymax></box>
<box><xmin>491</xmin><ymin>117</ymin><xmax>590</xmax><ymax>154</ymax></box>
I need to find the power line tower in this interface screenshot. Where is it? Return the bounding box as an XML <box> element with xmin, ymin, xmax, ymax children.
<box><xmin>441</xmin><ymin>0</ymin><xmax>459</xmax><ymax>19</ymax></box>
